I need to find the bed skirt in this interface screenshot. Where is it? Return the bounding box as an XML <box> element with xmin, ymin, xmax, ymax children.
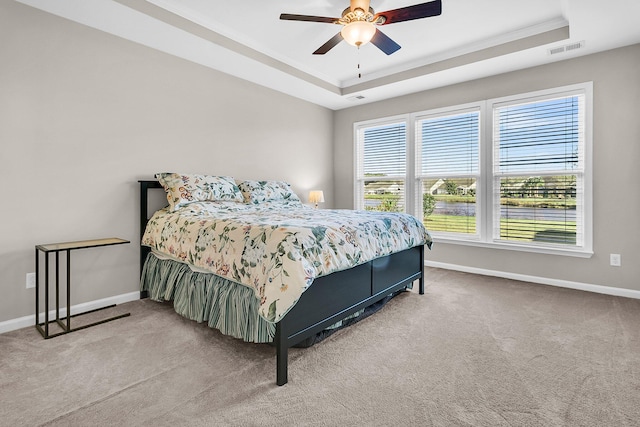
<box><xmin>140</xmin><ymin>253</ymin><xmax>373</xmax><ymax>344</ymax></box>
<box><xmin>141</xmin><ymin>252</ymin><xmax>275</xmax><ymax>343</ymax></box>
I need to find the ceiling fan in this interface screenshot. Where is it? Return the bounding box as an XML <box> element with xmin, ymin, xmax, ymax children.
<box><xmin>280</xmin><ymin>0</ymin><xmax>442</xmax><ymax>55</ymax></box>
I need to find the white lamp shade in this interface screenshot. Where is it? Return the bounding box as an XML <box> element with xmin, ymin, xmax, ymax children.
<box><xmin>308</xmin><ymin>190</ymin><xmax>325</xmax><ymax>204</ymax></box>
<box><xmin>340</xmin><ymin>21</ymin><xmax>376</xmax><ymax>47</ymax></box>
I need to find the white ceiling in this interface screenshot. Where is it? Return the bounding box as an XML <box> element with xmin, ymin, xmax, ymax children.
<box><xmin>16</xmin><ymin>0</ymin><xmax>640</xmax><ymax>110</ymax></box>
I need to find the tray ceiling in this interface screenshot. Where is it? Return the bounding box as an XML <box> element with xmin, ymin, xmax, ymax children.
<box><xmin>16</xmin><ymin>0</ymin><xmax>640</xmax><ymax>110</ymax></box>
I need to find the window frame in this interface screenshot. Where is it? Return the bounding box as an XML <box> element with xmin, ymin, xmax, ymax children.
<box><xmin>354</xmin><ymin>115</ymin><xmax>411</xmax><ymax>213</ymax></box>
<box><xmin>353</xmin><ymin>82</ymin><xmax>593</xmax><ymax>258</ymax></box>
<box><xmin>414</xmin><ymin>103</ymin><xmax>483</xmax><ymax>242</ymax></box>
<box><xmin>485</xmin><ymin>83</ymin><xmax>593</xmax><ymax>256</ymax></box>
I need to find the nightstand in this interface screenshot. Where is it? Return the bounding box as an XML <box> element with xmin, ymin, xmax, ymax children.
<box><xmin>35</xmin><ymin>237</ymin><xmax>131</xmax><ymax>339</ymax></box>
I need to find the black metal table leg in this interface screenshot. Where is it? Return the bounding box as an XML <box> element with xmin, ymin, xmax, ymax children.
<box><xmin>66</xmin><ymin>249</ymin><xmax>71</xmax><ymax>331</ymax></box>
<box><xmin>35</xmin><ymin>248</ymin><xmax>39</xmax><ymax>331</ymax></box>
<box><xmin>45</xmin><ymin>252</ymin><xmax>49</xmax><ymax>337</ymax></box>
<box><xmin>34</xmin><ymin>238</ymin><xmax>131</xmax><ymax>339</ymax></box>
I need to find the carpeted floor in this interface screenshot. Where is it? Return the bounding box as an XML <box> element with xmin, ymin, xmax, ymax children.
<box><xmin>1</xmin><ymin>267</ymin><xmax>639</xmax><ymax>426</ymax></box>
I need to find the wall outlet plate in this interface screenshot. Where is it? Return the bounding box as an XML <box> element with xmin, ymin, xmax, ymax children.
<box><xmin>26</xmin><ymin>272</ymin><xmax>36</xmax><ymax>289</ymax></box>
<box><xmin>610</xmin><ymin>254</ymin><xmax>621</xmax><ymax>267</ymax></box>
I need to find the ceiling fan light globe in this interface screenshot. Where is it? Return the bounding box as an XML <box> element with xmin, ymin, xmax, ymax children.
<box><xmin>341</xmin><ymin>21</ymin><xmax>376</xmax><ymax>47</ymax></box>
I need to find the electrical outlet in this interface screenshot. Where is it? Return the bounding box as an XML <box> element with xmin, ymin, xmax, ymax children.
<box><xmin>610</xmin><ymin>254</ymin><xmax>621</xmax><ymax>267</ymax></box>
<box><xmin>26</xmin><ymin>272</ymin><xmax>36</xmax><ymax>289</ymax></box>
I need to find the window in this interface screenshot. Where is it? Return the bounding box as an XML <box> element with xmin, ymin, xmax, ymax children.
<box><xmin>417</xmin><ymin>107</ymin><xmax>480</xmax><ymax>238</ymax></box>
<box><xmin>354</xmin><ymin>83</ymin><xmax>592</xmax><ymax>256</ymax></box>
<box><xmin>492</xmin><ymin>93</ymin><xmax>586</xmax><ymax>248</ymax></box>
<box><xmin>355</xmin><ymin>119</ymin><xmax>407</xmax><ymax>213</ymax></box>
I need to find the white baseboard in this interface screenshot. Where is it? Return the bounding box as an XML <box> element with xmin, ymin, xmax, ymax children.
<box><xmin>4</xmin><ymin>265</ymin><xmax>638</xmax><ymax>334</ymax></box>
<box><xmin>425</xmin><ymin>261</ymin><xmax>640</xmax><ymax>300</ymax></box>
<box><xmin>0</xmin><ymin>291</ymin><xmax>141</xmax><ymax>335</ymax></box>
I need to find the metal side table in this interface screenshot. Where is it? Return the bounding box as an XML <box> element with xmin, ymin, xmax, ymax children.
<box><xmin>35</xmin><ymin>237</ymin><xmax>131</xmax><ymax>339</ymax></box>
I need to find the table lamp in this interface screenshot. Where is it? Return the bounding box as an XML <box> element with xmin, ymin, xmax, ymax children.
<box><xmin>308</xmin><ymin>190</ymin><xmax>325</xmax><ymax>209</ymax></box>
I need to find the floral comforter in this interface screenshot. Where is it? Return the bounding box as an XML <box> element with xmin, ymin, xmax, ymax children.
<box><xmin>142</xmin><ymin>201</ymin><xmax>432</xmax><ymax>323</ymax></box>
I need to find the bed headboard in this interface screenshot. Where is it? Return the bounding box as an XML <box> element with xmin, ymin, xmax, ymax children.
<box><xmin>139</xmin><ymin>180</ymin><xmax>163</xmax><ymax>280</ymax></box>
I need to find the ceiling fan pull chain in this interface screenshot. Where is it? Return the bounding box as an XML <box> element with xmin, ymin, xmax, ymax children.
<box><xmin>357</xmin><ymin>45</ymin><xmax>362</xmax><ymax>79</ymax></box>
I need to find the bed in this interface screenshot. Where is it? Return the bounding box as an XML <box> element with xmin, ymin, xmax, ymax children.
<box><xmin>139</xmin><ymin>174</ymin><xmax>432</xmax><ymax>385</ymax></box>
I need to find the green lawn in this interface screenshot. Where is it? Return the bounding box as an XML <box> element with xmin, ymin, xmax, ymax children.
<box><xmin>425</xmin><ymin>215</ymin><xmax>576</xmax><ymax>244</ymax></box>
<box><xmin>365</xmin><ymin>193</ymin><xmax>577</xmax><ymax>245</ymax></box>
<box><xmin>498</xmin><ymin>217</ymin><xmax>577</xmax><ymax>244</ymax></box>
<box><xmin>425</xmin><ymin>214</ymin><xmax>476</xmax><ymax>234</ymax></box>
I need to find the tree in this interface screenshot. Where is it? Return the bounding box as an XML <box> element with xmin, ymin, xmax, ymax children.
<box><xmin>522</xmin><ymin>177</ymin><xmax>544</xmax><ymax>198</ymax></box>
<box><xmin>377</xmin><ymin>197</ymin><xmax>399</xmax><ymax>212</ymax></box>
<box><xmin>444</xmin><ymin>179</ymin><xmax>458</xmax><ymax>195</ymax></box>
<box><xmin>423</xmin><ymin>193</ymin><xmax>435</xmax><ymax>217</ymax></box>
<box><xmin>365</xmin><ymin>196</ymin><xmax>399</xmax><ymax>212</ymax></box>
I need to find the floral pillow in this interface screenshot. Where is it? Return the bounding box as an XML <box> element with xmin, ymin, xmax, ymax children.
<box><xmin>237</xmin><ymin>180</ymin><xmax>302</xmax><ymax>205</ymax></box>
<box><xmin>156</xmin><ymin>173</ymin><xmax>244</xmax><ymax>211</ymax></box>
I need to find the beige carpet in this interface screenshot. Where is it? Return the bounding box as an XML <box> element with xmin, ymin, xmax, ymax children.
<box><xmin>1</xmin><ymin>267</ymin><xmax>639</xmax><ymax>426</ymax></box>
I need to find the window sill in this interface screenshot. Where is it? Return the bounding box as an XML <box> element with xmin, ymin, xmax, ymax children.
<box><xmin>432</xmin><ymin>235</ymin><xmax>594</xmax><ymax>258</ymax></box>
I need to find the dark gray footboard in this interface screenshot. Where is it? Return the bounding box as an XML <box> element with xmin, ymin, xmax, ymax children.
<box><xmin>275</xmin><ymin>245</ymin><xmax>424</xmax><ymax>385</ymax></box>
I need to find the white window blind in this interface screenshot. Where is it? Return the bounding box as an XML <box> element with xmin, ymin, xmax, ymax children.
<box><xmin>493</xmin><ymin>94</ymin><xmax>585</xmax><ymax>247</ymax></box>
<box><xmin>356</xmin><ymin>121</ymin><xmax>407</xmax><ymax>212</ymax></box>
<box><xmin>353</xmin><ymin>83</ymin><xmax>591</xmax><ymax>256</ymax></box>
<box><xmin>417</xmin><ymin>109</ymin><xmax>480</xmax><ymax>236</ymax></box>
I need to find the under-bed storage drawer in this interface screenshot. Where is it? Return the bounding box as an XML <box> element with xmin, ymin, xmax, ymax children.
<box><xmin>372</xmin><ymin>246</ymin><xmax>422</xmax><ymax>294</ymax></box>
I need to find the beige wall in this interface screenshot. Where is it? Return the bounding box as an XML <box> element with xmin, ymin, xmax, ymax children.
<box><xmin>0</xmin><ymin>2</ymin><xmax>333</xmax><ymax>322</ymax></box>
<box><xmin>334</xmin><ymin>44</ymin><xmax>640</xmax><ymax>292</ymax></box>
<box><xmin>1</xmin><ymin>1</ymin><xmax>638</xmax><ymax>325</ymax></box>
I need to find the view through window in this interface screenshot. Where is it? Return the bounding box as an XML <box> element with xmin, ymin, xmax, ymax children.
<box><xmin>418</xmin><ymin>109</ymin><xmax>480</xmax><ymax>237</ymax></box>
<box><xmin>354</xmin><ymin>83</ymin><xmax>591</xmax><ymax>254</ymax></box>
<box><xmin>493</xmin><ymin>95</ymin><xmax>584</xmax><ymax>246</ymax></box>
<box><xmin>357</xmin><ymin>121</ymin><xmax>406</xmax><ymax>213</ymax></box>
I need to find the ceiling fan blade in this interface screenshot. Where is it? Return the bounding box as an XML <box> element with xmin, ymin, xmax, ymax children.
<box><xmin>374</xmin><ymin>0</ymin><xmax>442</xmax><ymax>25</ymax></box>
<box><xmin>313</xmin><ymin>33</ymin><xmax>344</xmax><ymax>55</ymax></box>
<box><xmin>279</xmin><ymin>14</ymin><xmax>340</xmax><ymax>24</ymax></box>
<box><xmin>370</xmin><ymin>29</ymin><xmax>401</xmax><ymax>55</ymax></box>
